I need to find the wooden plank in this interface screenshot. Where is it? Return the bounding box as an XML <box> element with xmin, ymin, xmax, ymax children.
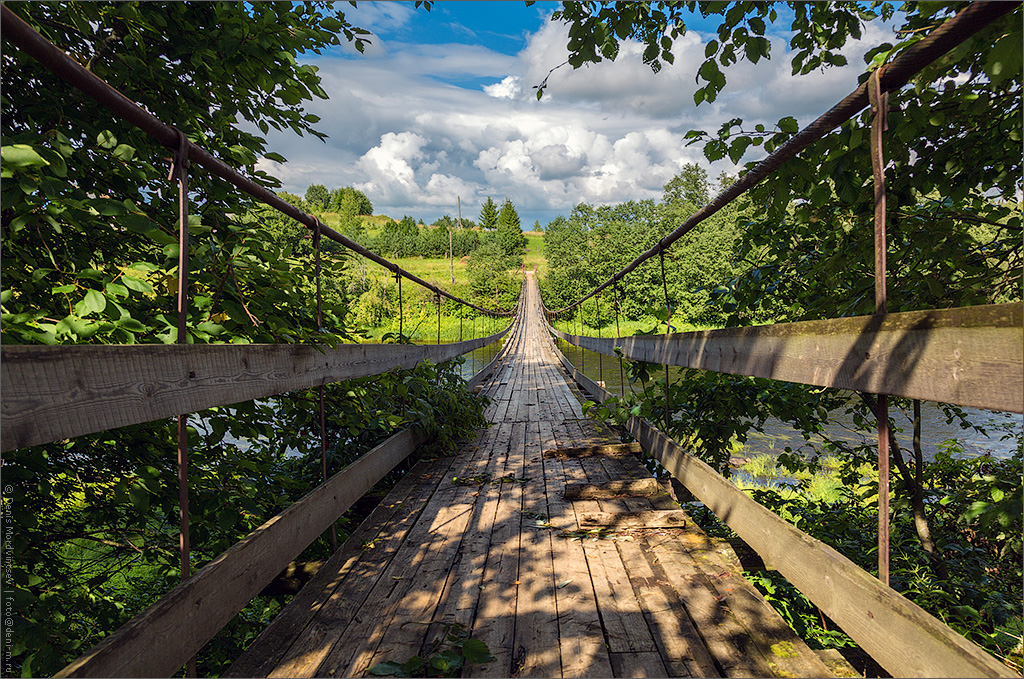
<box><xmin>312</xmin><ymin>459</ymin><xmax>479</xmax><ymax>678</ymax></box>
<box><xmin>541</xmin><ymin>420</ymin><xmax>614</xmax><ymax>679</ymax></box>
<box><xmin>543</xmin><ymin>442</ymin><xmax>644</xmax><ymax>458</ymax></box>
<box><xmin>564</xmin><ymin>478</ymin><xmax>663</xmax><ymax>499</ymax></box>
<box><xmin>56</xmin><ymin>428</ymin><xmax>425</xmax><ymax>679</ymax></box>
<box><xmin>510</xmin><ymin>420</ymin><xmax>561</xmax><ymax>678</ymax></box>
<box><xmin>647</xmin><ymin>534</ymin><xmax>771</xmax><ymax>677</ymax></box>
<box><xmin>224</xmin><ymin>457</ymin><xmax>434</xmax><ymax>677</ymax></box>
<box><xmin>467</xmin><ymin>421</ymin><xmax>528</xmax><ymax>678</ymax></box>
<box><xmin>552</xmin><ymin>302</ymin><xmax>1023</xmax><ymax>413</ymax></box>
<box><xmin>684</xmin><ymin>541</ymin><xmax>833</xmax><ymax>678</ymax></box>
<box><xmin>629</xmin><ymin>416</ymin><xmax>1017</xmax><ymax>678</ymax></box>
<box><xmin>614</xmin><ymin>536</ymin><xmax>718</xmax><ymax>678</ymax></box>
<box><xmin>553</xmin><ymin>338</ymin><xmax>1017</xmax><ymax>678</ymax></box>
<box><xmin>610</xmin><ymin>651</ymin><xmax>671</xmax><ymax>678</ymax></box>
<box><xmin>2</xmin><ymin>329</ymin><xmax>508</xmax><ymax>452</ymax></box>
<box><xmin>578</xmin><ymin>511</ymin><xmax>689</xmax><ymax>529</ymax></box>
<box><xmin>256</xmin><ymin>456</ymin><xmax>453</xmax><ymax>678</ymax></box>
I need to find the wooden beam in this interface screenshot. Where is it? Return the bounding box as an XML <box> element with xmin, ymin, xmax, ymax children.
<box><xmin>564</xmin><ymin>478</ymin><xmax>663</xmax><ymax>499</ymax></box>
<box><xmin>542</xmin><ymin>442</ymin><xmax>643</xmax><ymax>458</ymax></box>
<box><xmin>551</xmin><ymin>302</ymin><xmax>1022</xmax><ymax>413</ymax></box>
<box><xmin>551</xmin><ymin>343</ymin><xmax>1016</xmax><ymax>678</ymax></box>
<box><xmin>2</xmin><ymin>329</ymin><xmax>508</xmax><ymax>452</ymax></box>
<box><xmin>55</xmin><ymin>427</ymin><xmax>426</xmax><ymax>678</ymax></box>
<box><xmin>577</xmin><ymin>510</ymin><xmax>689</xmax><ymax>528</ymax></box>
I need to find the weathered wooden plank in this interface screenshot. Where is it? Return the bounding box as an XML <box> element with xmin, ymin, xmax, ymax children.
<box><xmin>2</xmin><ymin>330</ymin><xmax>508</xmax><ymax>452</ymax></box>
<box><xmin>610</xmin><ymin>651</ymin><xmax>672</xmax><ymax>678</ymax></box>
<box><xmin>543</xmin><ymin>442</ymin><xmax>644</xmax><ymax>458</ymax></box>
<box><xmin>553</xmin><ymin>339</ymin><xmax>1017</xmax><ymax>678</ymax></box>
<box><xmin>684</xmin><ymin>541</ymin><xmax>833</xmax><ymax>678</ymax></box>
<box><xmin>647</xmin><ymin>534</ymin><xmax>771</xmax><ymax>677</ymax></box>
<box><xmin>629</xmin><ymin>417</ymin><xmax>1016</xmax><ymax>678</ymax></box>
<box><xmin>614</xmin><ymin>536</ymin><xmax>718</xmax><ymax>678</ymax></box>
<box><xmin>246</xmin><ymin>455</ymin><xmax>453</xmax><ymax>677</ymax></box>
<box><xmin>468</xmin><ymin>421</ymin><xmax>528</xmax><ymax>678</ymax></box>
<box><xmin>542</xmin><ymin>421</ymin><xmax>614</xmax><ymax>679</ymax></box>
<box><xmin>224</xmin><ymin>457</ymin><xmax>433</xmax><ymax>678</ymax></box>
<box><xmin>564</xmin><ymin>478</ymin><xmax>663</xmax><ymax>499</ymax></box>
<box><xmin>56</xmin><ymin>427</ymin><xmax>425</xmax><ymax>679</ymax></box>
<box><xmin>552</xmin><ymin>302</ymin><xmax>1023</xmax><ymax>413</ymax></box>
<box><xmin>511</xmin><ymin>420</ymin><xmax>562</xmax><ymax>678</ymax></box>
<box><xmin>578</xmin><ymin>510</ymin><xmax>689</xmax><ymax>528</ymax></box>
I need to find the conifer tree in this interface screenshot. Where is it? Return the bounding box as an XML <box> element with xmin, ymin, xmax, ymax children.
<box><xmin>478</xmin><ymin>197</ymin><xmax>499</xmax><ymax>230</ymax></box>
<box><xmin>497</xmin><ymin>198</ymin><xmax>526</xmax><ymax>258</ymax></box>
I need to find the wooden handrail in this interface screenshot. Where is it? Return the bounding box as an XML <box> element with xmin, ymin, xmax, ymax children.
<box><xmin>52</xmin><ymin>325</ymin><xmax>515</xmax><ymax>678</ymax></box>
<box><xmin>546</xmin><ymin>333</ymin><xmax>1016</xmax><ymax>678</ymax></box>
<box><xmin>54</xmin><ymin>427</ymin><xmax>426</xmax><ymax>678</ymax></box>
<box><xmin>550</xmin><ymin>302</ymin><xmax>1023</xmax><ymax>414</ymax></box>
<box><xmin>1</xmin><ymin>328</ymin><xmax>510</xmax><ymax>452</ymax></box>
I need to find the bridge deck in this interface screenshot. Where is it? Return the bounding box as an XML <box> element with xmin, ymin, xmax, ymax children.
<box><xmin>228</xmin><ymin>277</ymin><xmax>842</xmax><ymax>678</ymax></box>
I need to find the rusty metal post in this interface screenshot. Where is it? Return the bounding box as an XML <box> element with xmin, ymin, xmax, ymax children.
<box><xmin>613</xmin><ymin>282</ymin><xmax>626</xmax><ymax>398</ymax></box>
<box><xmin>437</xmin><ymin>293</ymin><xmax>441</xmax><ymax>345</ymax></box>
<box><xmin>396</xmin><ymin>270</ymin><xmax>403</xmax><ymax>341</ymax></box>
<box><xmin>168</xmin><ymin>130</ymin><xmax>196</xmax><ymax>678</ymax></box>
<box><xmin>659</xmin><ymin>249</ymin><xmax>672</xmax><ymax>432</ymax></box>
<box><xmin>313</xmin><ymin>224</ymin><xmax>337</xmax><ymax>553</ymax></box>
<box><xmin>869</xmin><ymin>68</ymin><xmax>890</xmax><ymax>586</ymax></box>
<box><xmin>596</xmin><ymin>293</ymin><xmax>603</xmax><ymax>389</ymax></box>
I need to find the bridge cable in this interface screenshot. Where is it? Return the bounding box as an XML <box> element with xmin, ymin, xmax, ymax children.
<box><xmin>868</xmin><ymin>68</ymin><xmax>892</xmax><ymax>586</ymax></box>
<box><xmin>313</xmin><ymin>222</ymin><xmax>339</xmax><ymax>553</ymax></box>
<box><xmin>613</xmin><ymin>282</ymin><xmax>625</xmax><ymax>399</ymax></box>
<box><xmin>167</xmin><ymin>127</ymin><xmax>197</xmax><ymax>678</ymax></box>
<box><xmin>0</xmin><ymin>5</ymin><xmax>513</xmax><ymax>320</ymax></box>
<box><xmin>542</xmin><ymin>1</ymin><xmax>1015</xmax><ymax>317</ymax></box>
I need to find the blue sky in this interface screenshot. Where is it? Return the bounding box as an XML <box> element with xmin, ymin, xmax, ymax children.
<box><xmin>257</xmin><ymin>2</ymin><xmax>894</xmax><ymax>227</ymax></box>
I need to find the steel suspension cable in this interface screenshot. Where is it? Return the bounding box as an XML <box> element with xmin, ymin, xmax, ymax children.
<box><xmin>543</xmin><ymin>1</ymin><xmax>1015</xmax><ymax>316</ymax></box>
<box><xmin>0</xmin><ymin>6</ymin><xmax>512</xmax><ymax>320</ymax></box>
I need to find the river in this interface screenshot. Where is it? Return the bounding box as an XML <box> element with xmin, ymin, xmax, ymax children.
<box><xmin>554</xmin><ymin>339</ymin><xmax>1022</xmax><ymax>461</ymax></box>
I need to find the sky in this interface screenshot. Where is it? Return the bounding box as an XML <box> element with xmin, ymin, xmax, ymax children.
<box><xmin>255</xmin><ymin>2</ymin><xmax>897</xmax><ymax>227</ymax></box>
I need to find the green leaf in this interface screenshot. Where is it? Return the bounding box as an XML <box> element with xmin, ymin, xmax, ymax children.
<box><xmin>97</xmin><ymin>130</ymin><xmax>118</xmax><ymax>149</ymax></box>
<box><xmin>1</xmin><ymin>144</ymin><xmax>50</xmax><ymax>170</ymax></box>
<box><xmin>121</xmin><ymin>275</ymin><xmax>153</xmax><ymax>294</ymax></box>
<box><xmin>461</xmin><ymin>638</ymin><xmax>495</xmax><ymax>664</ymax></box>
<box><xmin>83</xmin><ymin>289</ymin><xmax>107</xmax><ymax>314</ymax></box>
<box><xmin>778</xmin><ymin>116</ymin><xmax>799</xmax><ymax>134</ymax></box>
<box><xmin>368</xmin><ymin>661</ymin><xmax>407</xmax><ymax>676</ymax></box>
<box><xmin>128</xmin><ymin>483</ymin><xmax>149</xmax><ymax>512</ymax></box>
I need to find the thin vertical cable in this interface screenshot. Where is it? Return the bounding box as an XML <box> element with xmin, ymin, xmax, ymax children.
<box><xmin>397</xmin><ymin>271</ymin><xmax>403</xmax><ymax>340</ymax></box>
<box><xmin>869</xmin><ymin>68</ymin><xmax>891</xmax><ymax>586</ymax></box>
<box><xmin>169</xmin><ymin>129</ymin><xmax>195</xmax><ymax>678</ymax></box>
<box><xmin>613</xmin><ymin>281</ymin><xmax>625</xmax><ymax>398</ymax></box>
<box><xmin>313</xmin><ymin>223</ymin><xmax>337</xmax><ymax>552</ymax></box>
<box><xmin>659</xmin><ymin>249</ymin><xmax>671</xmax><ymax>432</ymax></box>
<box><xmin>596</xmin><ymin>293</ymin><xmax>603</xmax><ymax>390</ymax></box>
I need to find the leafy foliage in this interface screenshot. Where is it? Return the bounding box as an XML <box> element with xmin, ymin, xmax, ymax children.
<box><xmin>368</xmin><ymin>623</ymin><xmax>495</xmax><ymax>677</ymax></box>
<box><xmin>0</xmin><ymin>3</ymin><xmax>496</xmax><ymax>675</ymax></box>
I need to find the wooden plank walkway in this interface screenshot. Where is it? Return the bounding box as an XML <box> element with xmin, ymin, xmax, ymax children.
<box><xmin>228</xmin><ymin>275</ymin><xmax>840</xmax><ymax>678</ymax></box>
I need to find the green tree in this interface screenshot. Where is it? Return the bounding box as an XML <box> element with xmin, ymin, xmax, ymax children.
<box><xmin>478</xmin><ymin>197</ymin><xmax>499</xmax><ymax>231</ymax></box>
<box><xmin>305</xmin><ymin>183</ymin><xmax>331</xmax><ymax>212</ymax></box>
<box><xmin>0</xmin><ymin>4</ymin><xmax>484</xmax><ymax>676</ymax></box>
<box><xmin>330</xmin><ymin>186</ymin><xmax>373</xmax><ymax>215</ymax></box>
<box><xmin>496</xmin><ymin>198</ymin><xmax>526</xmax><ymax>259</ymax></box>
<box><xmin>545</xmin><ymin>3</ymin><xmax>1023</xmax><ymax>655</ymax></box>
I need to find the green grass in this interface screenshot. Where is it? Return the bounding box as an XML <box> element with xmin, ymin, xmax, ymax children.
<box><xmin>523</xmin><ymin>231</ymin><xmax>546</xmax><ymax>277</ymax></box>
<box><xmin>549</xmin><ymin>315</ymin><xmax>715</xmax><ymax>338</ymax></box>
